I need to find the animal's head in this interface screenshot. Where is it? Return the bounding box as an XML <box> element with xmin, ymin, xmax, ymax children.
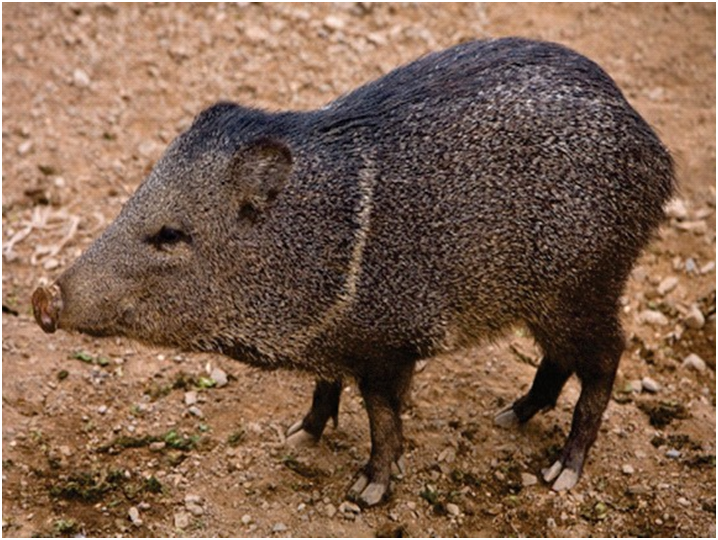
<box><xmin>33</xmin><ymin>103</ymin><xmax>297</xmax><ymax>352</ymax></box>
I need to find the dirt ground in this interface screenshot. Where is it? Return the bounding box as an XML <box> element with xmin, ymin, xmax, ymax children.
<box><xmin>2</xmin><ymin>3</ymin><xmax>715</xmax><ymax>538</ymax></box>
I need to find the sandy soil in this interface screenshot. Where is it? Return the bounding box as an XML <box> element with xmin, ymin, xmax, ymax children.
<box><xmin>2</xmin><ymin>3</ymin><xmax>715</xmax><ymax>537</ymax></box>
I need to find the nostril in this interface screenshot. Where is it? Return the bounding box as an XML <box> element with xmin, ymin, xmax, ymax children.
<box><xmin>31</xmin><ymin>284</ymin><xmax>63</xmax><ymax>334</ymax></box>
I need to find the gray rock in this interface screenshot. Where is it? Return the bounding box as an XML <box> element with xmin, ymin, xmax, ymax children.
<box><xmin>446</xmin><ymin>502</ymin><xmax>461</xmax><ymax>516</ymax></box>
<box><xmin>666</xmin><ymin>448</ymin><xmax>681</xmax><ymax>459</ymax></box>
<box><xmin>210</xmin><ymin>367</ymin><xmax>228</xmax><ymax>388</ymax></box>
<box><xmin>665</xmin><ymin>198</ymin><xmax>688</xmax><ymax>220</ymax></box>
<box><xmin>621</xmin><ymin>464</ymin><xmax>635</xmax><ymax>475</ymax></box>
<box><xmin>323</xmin><ymin>15</ymin><xmax>346</xmax><ymax>31</ymax></box>
<box><xmin>272</xmin><ymin>522</ymin><xmax>288</xmax><ymax>533</ymax></box>
<box><xmin>184</xmin><ymin>391</ymin><xmax>198</xmax><ymax>406</ymax></box>
<box><xmin>43</xmin><ymin>258</ymin><xmax>60</xmax><ymax>271</ymax></box>
<box><xmin>186</xmin><ymin>503</ymin><xmax>204</xmax><ymax>516</ymax></box>
<box><xmin>339</xmin><ymin>501</ymin><xmax>361</xmax><ymax>515</ymax></box>
<box><xmin>128</xmin><ymin>506</ymin><xmax>142</xmax><ymax>526</ymax></box>
<box><xmin>521</xmin><ymin>472</ymin><xmax>538</xmax><ymax>486</ymax></box>
<box><xmin>72</xmin><ymin>68</ymin><xmax>91</xmax><ymax>88</ymax></box>
<box><xmin>17</xmin><ymin>140</ymin><xmax>33</xmax><ymax>156</ymax></box>
<box><xmin>641</xmin><ymin>377</ymin><xmax>661</xmax><ymax>393</ymax></box>
<box><xmin>675</xmin><ymin>220</ymin><xmax>707</xmax><ymax>235</ymax></box>
<box><xmin>638</xmin><ymin>309</ymin><xmax>669</xmax><ymax>327</ymax></box>
<box><xmin>241</xmin><ymin>514</ymin><xmax>252</xmax><ymax>525</ymax></box>
<box><xmin>682</xmin><ymin>353</ymin><xmax>707</xmax><ymax>372</ymax></box>
<box><xmin>188</xmin><ymin>405</ymin><xmax>203</xmax><ymax>418</ymax></box>
<box><xmin>325</xmin><ymin>503</ymin><xmax>337</xmax><ymax>518</ymax></box>
<box><xmin>174</xmin><ymin>511</ymin><xmax>190</xmax><ymax>529</ymax></box>
<box><xmin>657</xmin><ymin>276</ymin><xmax>678</xmax><ymax>296</ymax></box>
<box><xmin>684</xmin><ymin>306</ymin><xmax>705</xmax><ymax>330</ymax></box>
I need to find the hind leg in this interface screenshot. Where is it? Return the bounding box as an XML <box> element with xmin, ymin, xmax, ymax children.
<box><xmin>542</xmin><ymin>327</ymin><xmax>623</xmax><ymax>490</ymax></box>
<box><xmin>494</xmin><ymin>353</ymin><xmax>573</xmax><ymax>427</ymax></box>
<box><xmin>286</xmin><ymin>378</ymin><xmax>342</xmax><ymax>447</ymax></box>
<box><xmin>496</xmin><ymin>305</ymin><xmax>624</xmax><ymax>491</ymax></box>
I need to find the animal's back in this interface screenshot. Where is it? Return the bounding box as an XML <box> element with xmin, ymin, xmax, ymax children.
<box><xmin>311</xmin><ymin>37</ymin><xmax>674</xmax><ymax>353</ymax></box>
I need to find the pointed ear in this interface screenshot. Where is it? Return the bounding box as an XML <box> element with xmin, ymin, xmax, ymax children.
<box><xmin>231</xmin><ymin>138</ymin><xmax>292</xmax><ymax>216</ymax></box>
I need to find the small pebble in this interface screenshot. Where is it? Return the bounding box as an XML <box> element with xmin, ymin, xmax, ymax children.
<box><xmin>638</xmin><ymin>309</ymin><xmax>669</xmax><ymax>327</ymax></box>
<box><xmin>683</xmin><ymin>306</ymin><xmax>705</xmax><ymax>330</ymax></box>
<box><xmin>641</xmin><ymin>377</ymin><xmax>661</xmax><ymax>393</ymax></box>
<box><xmin>128</xmin><ymin>506</ymin><xmax>142</xmax><ymax>526</ymax></box>
<box><xmin>72</xmin><ymin>68</ymin><xmax>91</xmax><ymax>88</ymax></box>
<box><xmin>665</xmin><ymin>198</ymin><xmax>688</xmax><ymax>220</ymax></box>
<box><xmin>657</xmin><ymin>276</ymin><xmax>679</xmax><ymax>296</ymax></box>
<box><xmin>272</xmin><ymin>522</ymin><xmax>288</xmax><ymax>533</ymax></box>
<box><xmin>184</xmin><ymin>391</ymin><xmax>198</xmax><ymax>406</ymax></box>
<box><xmin>185</xmin><ymin>494</ymin><xmax>202</xmax><ymax>504</ymax></box>
<box><xmin>210</xmin><ymin>367</ymin><xmax>228</xmax><ymax>388</ymax></box>
<box><xmin>186</xmin><ymin>503</ymin><xmax>204</xmax><ymax>516</ymax></box>
<box><xmin>685</xmin><ymin>258</ymin><xmax>698</xmax><ymax>273</ymax></box>
<box><xmin>438</xmin><ymin>447</ymin><xmax>456</xmax><ymax>463</ymax></box>
<box><xmin>445</xmin><ymin>503</ymin><xmax>460</xmax><ymax>517</ymax></box>
<box><xmin>621</xmin><ymin>464</ymin><xmax>635</xmax><ymax>475</ymax></box>
<box><xmin>666</xmin><ymin>448</ymin><xmax>681</xmax><ymax>459</ymax></box>
<box><xmin>241</xmin><ymin>514</ymin><xmax>252</xmax><ymax>525</ymax></box>
<box><xmin>700</xmin><ymin>261</ymin><xmax>715</xmax><ymax>274</ymax></box>
<box><xmin>149</xmin><ymin>441</ymin><xmax>166</xmax><ymax>452</ymax></box>
<box><xmin>324</xmin><ymin>15</ymin><xmax>346</xmax><ymax>31</ymax></box>
<box><xmin>17</xmin><ymin>140</ymin><xmax>33</xmax><ymax>156</ymax></box>
<box><xmin>174</xmin><ymin>511</ymin><xmax>190</xmax><ymax>529</ymax></box>
<box><xmin>325</xmin><ymin>504</ymin><xmax>337</xmax><ymax>518</ymax></box>
<box><xmin>339</xmin><ymin>501</ymin><xmax>361</xmax><ymax>515</ymax></box>
<box><xmin>682</xmin><ymin>353</ymin><xmax>706</xmax><ymax>372</ymax></box>
<box><xmin>677</xmin><ymin>497</ymin><xmax>690</xmax><ymax>507</ymax></box>
<box><xmin>97</xmin><ymin>405</ymin><xmax>108</xmax><ymax>415</ymax></box>
<box><xmin>43</xmin><ymin>258</ymin><xmax>60</xmax><ymax>271</ymax></box>
<box><xmin>188</xmin><ymin>406</ymin><xmax>203</xmax><ymax>418</ymax></box>
<box><xmin>521</xmin><ymin>472</ymin><xmax>538</xmax><ymax>487</ymax></box>
<box><xmin>675</xmin><ymin>220</ymin><xmax>707</xmax><ymax>235</ymax></box>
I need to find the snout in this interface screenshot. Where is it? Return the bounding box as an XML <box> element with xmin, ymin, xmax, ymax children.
<box><xmin>32</xmin><ymin>284</ymin><xmax>64</xmax><ymax>334</ymax></box>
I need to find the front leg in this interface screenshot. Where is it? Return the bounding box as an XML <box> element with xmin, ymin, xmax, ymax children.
<box><xmin>286</xmin><ymin>378</ymin><xmax>342</xmax><ymax>447</ymax></box>
<box><xmin>348</xmin><ymin>361</ymin><xmax>414</xmax><ymax>507</ymax></box>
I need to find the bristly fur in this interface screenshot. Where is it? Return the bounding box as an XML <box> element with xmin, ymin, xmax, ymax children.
<box><xmin>41</xmin><ymin>37</ymin><xmax>675</xmax><ymax>503</ymax></box>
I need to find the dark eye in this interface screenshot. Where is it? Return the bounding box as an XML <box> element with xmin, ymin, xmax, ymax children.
<box><xmin>146</xmin><ymin>226</ymin><xmax>191</xmax><ymax>248</ymax></box>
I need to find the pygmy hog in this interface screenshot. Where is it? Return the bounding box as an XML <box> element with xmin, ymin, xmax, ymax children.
<box><xmin>33</xmin><ymin>38</ymin><xmax>674</xmax><ymax>506</ymax></box>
